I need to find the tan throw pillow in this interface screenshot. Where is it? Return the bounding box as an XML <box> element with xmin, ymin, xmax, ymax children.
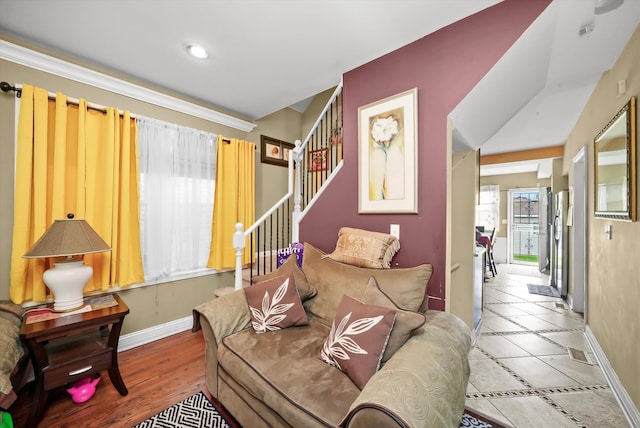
<box><xmin>302</xmin><ymin>243</ymin><xmax>432</xmax><ymax>325</ymax></box>
<box><xmin>252</xmin><ymin>254</ymin><xmax>317</xmax><ymax>302</ymax></box>
<box><xmin>328</xmin><ymin>227</ymin><xmax>400</xmax><ymax>269</ymax></box>
<box><xmin>245</xmin><ymin>275</ymin><xmax>309</xmax><ymax>333</ymax></box>
<box><xmin>360</xmin><ymin>277</ymin><xmax>426</xmax><ymax>363</ymax></box>
<box><xmin>320</xmin><ymin>294</ymin><xmax>395</xmax><ymax>389</ymax></box>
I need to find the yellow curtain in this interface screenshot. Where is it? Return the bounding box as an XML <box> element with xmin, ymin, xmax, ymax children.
<box><xmin>207</xmin><ymin>136</ymin><xmax>256</xmax><ymax>270</ymax></box>
<box><xmin>9</xmin><ymin>84</ymin><xmax>144</xmax><ymax>304</ymax></box>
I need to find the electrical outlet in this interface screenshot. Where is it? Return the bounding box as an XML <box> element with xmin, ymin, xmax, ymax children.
<box><xmin>390</xmin><ymin>224</ymin><xmax>400</xmax><ymax>239</ymax></box>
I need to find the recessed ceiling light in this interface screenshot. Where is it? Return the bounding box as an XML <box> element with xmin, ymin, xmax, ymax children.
<box><xmin>186</xmin><ymin>44</ymin><xmax>208</xmax><ymax>59</ymax></box>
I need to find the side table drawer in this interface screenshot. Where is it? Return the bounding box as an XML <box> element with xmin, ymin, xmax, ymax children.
<box><xmin>43</xmin><ymin>349</ymin><xmax>112</xmax><ymax>391</ymax></box>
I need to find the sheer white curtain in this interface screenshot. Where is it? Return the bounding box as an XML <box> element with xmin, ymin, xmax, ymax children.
<box><xmin>476</xmin><ymin>185</ymin><xmax>500</xmax><ymax>232</ymax></box>
<box><xmin>137</xmin><ymin>116</ymin><xmax>217</xmax><ymax>281</ymax></box>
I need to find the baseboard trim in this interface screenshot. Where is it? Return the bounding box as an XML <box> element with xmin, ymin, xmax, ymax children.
<box><xmin>118</xmin><ymin>316</ymin><xmax>193</xmax><ymax>352</ymax></box>
<box><xmin>566</xmin><ymin>293</ymin><xmax>574</xmax><ymax>310</ymax></box>
<box><xmin>584</xmin><ymin>325</ymin><xmax>640</xmax><ymax>427</ymax></box>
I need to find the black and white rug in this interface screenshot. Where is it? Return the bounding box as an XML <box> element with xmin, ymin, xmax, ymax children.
<box><xmin>133</xmin><ymin>391</ymin><xmax>495</xmax><ymax>428</ymax></box>
<box><xmin>527</xmin><ymin>283</ymin><xmax>560</xmax><ymax>297</ymax></box>
<box><xmin>460</xmin><ymin>412</ymin><xmax>495</xmax><ymax>427</ymax></box>
<box><xmin>132</xmin><ymin>391</ymin><xmax>233</xmax><ymax>428</ymax></box>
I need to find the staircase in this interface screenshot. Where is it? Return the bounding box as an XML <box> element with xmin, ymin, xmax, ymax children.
<box><xmin>233</xmin><ymin>82</ymin><xmax>343</xmax><ymax>290</ymax></box>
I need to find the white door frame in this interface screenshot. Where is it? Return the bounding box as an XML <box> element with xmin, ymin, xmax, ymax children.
<box><xmin>571</xmin><ymin>146</ymin><xmax>588</xmax><ymax>317</ymax></box>
<box><xmin>507</xmin><ymin>188</ymin><xmax>540</xmax><ymax>265</ymax></box>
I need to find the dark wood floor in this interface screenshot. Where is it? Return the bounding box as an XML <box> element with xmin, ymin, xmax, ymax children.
<box><xmin>9</xmin><ymin>329</ymin><xmax>209</xmax><ymax>428</ymax></box>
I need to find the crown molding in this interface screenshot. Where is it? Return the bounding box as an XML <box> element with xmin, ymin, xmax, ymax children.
<box><xmin>0</xmin><ymin>39</ymin><xmax>256</xmax><ymax>132</ymax></box>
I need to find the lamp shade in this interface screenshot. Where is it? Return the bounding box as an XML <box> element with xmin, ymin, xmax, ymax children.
<box><xmin>23</xmin><ymin>218</ymin><xmax>111</xmax><ymax>311</ymax></box>
<box><xmin>23</xmin><ymin>219</ymin><xmax>111</xmax><ymax>258</ymax></box>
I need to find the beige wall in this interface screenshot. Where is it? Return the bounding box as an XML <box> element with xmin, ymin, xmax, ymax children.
<box><xmin>562</xmin><ymin>23</ymin><xmax>640</xmax><ymax>408</ymax></box>
<box><xmin>0</xmin><ymin>55</ymin><xmax>305</xmax><ymax>335</ymax></box>
<box><xmin>248</xmin><ymin>108</ymin><xmax>303</xmax><ymax>215</ymax></box>
<box><xmin>480</xmin><ymin>172</ymin><xmax>552</xmax><ymax>238</ymax></box>
<box><xmin>248</xmin><ymin>87</ymin><xmax>335</xmax><ymax>215</ymax></box>
<box><xmin>551</xmin><ymin>158</ymin><xmax>568</xmax><ymax>194</ymax></box>
<box><xmin>301</xmin><ymin>87</ymin><xmax>337</xmax><ymax>139</ymax></box>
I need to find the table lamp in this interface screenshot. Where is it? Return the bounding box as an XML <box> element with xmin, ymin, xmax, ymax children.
<box><xmin>23</xmin><ymin>214</ymin><xmax>111</xmax><ymax>311</ymax></box>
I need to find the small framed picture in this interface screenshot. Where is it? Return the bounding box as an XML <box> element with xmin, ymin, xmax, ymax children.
<box><xmin>261</xmin><ymin>135</ymin><xmax>295</xmax><ymax>167</ymax></box>
<box><xmin>309</xmin><ymin>148</ymin><xmax>329</xmax><ymax>172</ymax></box>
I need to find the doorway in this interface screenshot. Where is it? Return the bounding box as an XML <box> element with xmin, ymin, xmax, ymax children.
<box><xmin>507</xmin><ymin>188</ymin><xmax>541</xmax><ymax>265</ymax></box>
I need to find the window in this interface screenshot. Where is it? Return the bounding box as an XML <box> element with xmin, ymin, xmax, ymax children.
<box><xmin>476</xmin><ymin>185</ymin><xmax>500</xmax><ymax>232</ymax></box>
<box><xmin>137</xmin><ymin>117</ymin><xmax>217</xmax><ymax>282</ymax></box>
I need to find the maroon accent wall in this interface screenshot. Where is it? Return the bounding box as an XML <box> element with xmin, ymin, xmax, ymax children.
<box><xmin>299</xmin><ymin>0</ymin><xmax>551</xmax><ymax>309</ymax></box>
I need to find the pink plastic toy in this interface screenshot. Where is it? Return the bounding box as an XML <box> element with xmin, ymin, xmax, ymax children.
<box><xmin>66</xmin><ymin>373</ymin><xmax>101</xmax><ymax>403</ymax></box>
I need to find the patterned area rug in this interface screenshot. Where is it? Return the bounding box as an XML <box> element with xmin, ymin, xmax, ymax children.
<box><xmin>132</xmin><ymin>391</ymin><xmax>233</xmax><ymax>428</ymax></box>
<box><xmin>527</xmin><ymin>283</ymin><xmax>560</xmax><ymax>297</ymax></box>
<box><xmin>460</xmin><ymin>412</ymin><xmax>497</xmax><ymax>427</ymax></box>
<box><xmin>133</xmin><ymin>391</ymin><xmax>496</xmax><ymax>428</ymax></box>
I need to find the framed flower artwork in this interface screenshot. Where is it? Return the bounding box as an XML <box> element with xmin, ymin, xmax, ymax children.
<box><xmin>261</xmin><ymin>135</ymin><xmax>295</xmax><ymax>167</ymax></box>
<box><xmin>358</xmin><ymin>88</ymin><xmax>418</xmax><ymax>213</ymax></box>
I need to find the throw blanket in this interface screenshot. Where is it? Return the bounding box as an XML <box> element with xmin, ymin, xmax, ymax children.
<box><xmin>0</xmin><ymin>301</ymin><xmax>24</xmax><ymax>408</ymax></box>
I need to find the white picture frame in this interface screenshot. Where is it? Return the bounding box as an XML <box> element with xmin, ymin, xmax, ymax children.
<box><xmin>358</xmin><ymin>88</ymin><xmax>418</xmax><ymax>213</ymax></box>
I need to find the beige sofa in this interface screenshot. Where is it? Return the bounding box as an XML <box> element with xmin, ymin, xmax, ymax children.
<box><xmin>193</xmin><ymin>243</ymin><xmax>471</xmax><ymax>428</ymax></box>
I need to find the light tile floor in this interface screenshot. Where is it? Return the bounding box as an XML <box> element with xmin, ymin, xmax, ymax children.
<box><xmin>465</xmin><ymin>263</ymin><xmax>630</xmax><ymax>428</ymax></box>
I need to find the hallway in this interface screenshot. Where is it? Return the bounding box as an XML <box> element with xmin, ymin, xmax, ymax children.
<box><xmin>465</xmin><ymin>264</ymin><xmax>630</xmax><ymax>427</ymax></box>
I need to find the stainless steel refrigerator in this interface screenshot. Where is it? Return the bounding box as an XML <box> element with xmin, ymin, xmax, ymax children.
<box><xmin>551</xmin><ymin>190</ymin><xmax>569</xmax><ymax>297</ymax></box>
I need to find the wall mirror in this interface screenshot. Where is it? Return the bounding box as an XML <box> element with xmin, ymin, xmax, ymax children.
<box><xmin>594</xmin><ymin>96</ymin><xmax>636</xmax><ymax>221</ymax></box>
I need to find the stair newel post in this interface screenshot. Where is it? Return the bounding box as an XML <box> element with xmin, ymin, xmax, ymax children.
<box><xmin>292</xmin><ymin>140</ymin><xmax>303</xmax><ymax>243</ymax></box>
<box><xmin>233</xmin><ymin>222</ymin><xmax>246</xmax><ymax>290</ymax></box>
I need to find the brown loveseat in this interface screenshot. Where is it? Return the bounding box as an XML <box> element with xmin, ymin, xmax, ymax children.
<box><xmin>193</xmin><ymin>243</ymin><xmax>471</xmax><ymax>428</ymax></box>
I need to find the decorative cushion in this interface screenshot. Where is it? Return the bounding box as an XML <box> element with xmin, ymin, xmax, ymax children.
<box><xmin>360</xmin><ymin>277</ymin><xmax>426</xmax><ymax>363</ymax></box>
<box><xmin>252</xmin><ymin>254</ymin><xmax>317</xmax><ymax>302</ymax></box>
<box><xmin>0</xmin><ymin>301</ymin><xmax>24</xmax><ymax>399</ymax></box>
<box><xmin>277</xmin><ymin>242</ymin><xmax>304</xmax><ymax>268</ymax></box>
<box><xmin>245</xmin><ymin>275</ymin><xmax>309</xmax><ymax>333</ymax></box>
<box><xmin>302</xmin><ymin>243</ymin><xmax>432</xmax><ymax>325</ymax></box>
<box><xmin>327</xmin><ymin>227</ymin><xmax>400</xmax><ymax>269</ymax></box>
<box><xmin>320</xmin><ymin>294</ymin><xmax>395</xmax><ymax>389</ymax></box>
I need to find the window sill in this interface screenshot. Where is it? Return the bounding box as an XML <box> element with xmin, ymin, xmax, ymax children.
<box><xmin>20</xmin><ymin>268</ymin><xmax>222</xmax><ymax>308</ymax></box>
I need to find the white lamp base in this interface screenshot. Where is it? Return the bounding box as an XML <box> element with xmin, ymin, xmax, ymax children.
<box><xmin>43</xmin><ymin>259</ymin><xmax>93</xmax><ymax>311</ymax></box>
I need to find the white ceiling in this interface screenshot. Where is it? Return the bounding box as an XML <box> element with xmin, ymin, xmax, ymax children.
<box><xmin>1</xmin><ymin>0</ymin><xmax>639</xmax><ymax>177</ymax></box>
<box><xmin>452</xmin><ymin>0</ymin><xmax>640</xmax><ymax>177</ymax></box>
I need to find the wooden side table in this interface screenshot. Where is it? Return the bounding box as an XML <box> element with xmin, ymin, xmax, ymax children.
<box><xmin>20</xmin><ymin>294</ymin><xmax>129</xmax><ymax>428</ymax></box>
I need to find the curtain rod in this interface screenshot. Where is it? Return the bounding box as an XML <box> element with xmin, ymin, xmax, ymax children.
<box><xmin>222</xmin><ymin>138</ymin><xmax>257</xmax><ymax>150</ymax></box>
<box><xmin>3</xmin><ymin>81</ymin><xmax>254</xmax><ymax>147</ymax></box>
<box><xmin>0</xmin><ymin>81</ymin><xmax>133</xmax><ymax>117</ymax></box>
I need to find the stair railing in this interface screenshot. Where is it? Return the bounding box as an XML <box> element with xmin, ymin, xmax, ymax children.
<box><xmin>233</xmin><ymin>81</ymin><xmax>343</xmax><ymax>290</ymax></box>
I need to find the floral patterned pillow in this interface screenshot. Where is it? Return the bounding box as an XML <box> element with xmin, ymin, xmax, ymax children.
<box><xmin>327</xmin><ymin>227</ymin><xmax>400</xmax><ymax>269</ymax></box>
<box><xmin>320</xmin><ymin>294</ymin><xmax>396</xmax><ymax>389</ymax></box>
<box><xmin>245</xmin><ymin>275</ymin><xmax>309</xmax><ymax>333</ymax></box>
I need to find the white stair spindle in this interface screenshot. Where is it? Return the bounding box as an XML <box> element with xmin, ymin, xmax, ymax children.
<box><xmin>233</xmin><ymin>222</ymin><xmax>245</xmax><ymax>290</ymax></box>
<box><xmin>293</xmin><ymin>140</ymin><xmax>302</xmax><ymax>243</ymax></box>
